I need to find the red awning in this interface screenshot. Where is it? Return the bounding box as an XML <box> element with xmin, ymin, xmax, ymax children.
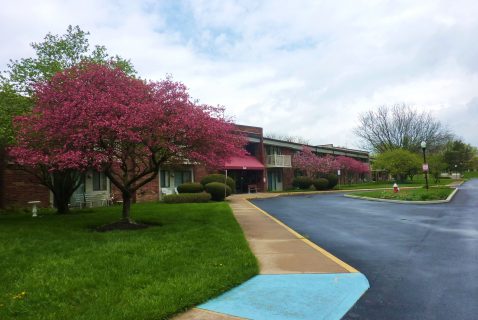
<box><xmin>224</xmin><ymin>156</ymin><xmax>265</xmax><ymax>170</ymax></box>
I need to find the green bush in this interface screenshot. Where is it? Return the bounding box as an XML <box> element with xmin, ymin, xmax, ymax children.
<box><xmin>177</xmin><ymin>182</ymin><xmax>204</xmax><ymax>194</ymax></box>
<box><xmin>163</xmin><ymin>193</ymin><xmax>211</xmax><ymax>203</ymax></box>
<box><xmin>201</xmin><ymin>174</ymin><xmax>236</xmax><ymax>193</ymax></box>
<box><xmin>292</xmin><ymin>176</ymin><xmax>314</xmax><ymax>189</ymax></box>
<box><xmin>313</xmin><ymin>178</ymin><xmax>329</xmax><ymax>190</ymax></box>
<box><xmin>325</xmin><ymin>173</ymin><xmax>339</xmax><ymax>189</ymax></box>
<box><xmin>205</xmin><ymin>182</ymin><xmax>232</xmax><ymax>201</ymax></box>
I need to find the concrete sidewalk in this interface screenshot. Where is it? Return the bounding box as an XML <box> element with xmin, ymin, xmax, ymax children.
<box><xmin>174</xmin><ymin>193</ymin><xmax>369</xmax><ymax>320</ymax></box>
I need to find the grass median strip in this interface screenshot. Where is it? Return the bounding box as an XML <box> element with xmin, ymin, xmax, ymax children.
<box><xmin>350</xmin><ymin>187</ymin><xmax>453</xmax><ymax>201</ymax></box>
<box><xmin>0</xmin><ymin>202</ymin><xmax>258</xmax><ymax>320</ymax></box>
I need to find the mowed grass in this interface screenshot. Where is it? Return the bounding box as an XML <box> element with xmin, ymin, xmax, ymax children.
<box><xmin>351</xmin><ymin>187</ymin><xmax>454</xmax><ymax>201</ymax></box>
<box><xmin>0</xmin><ymin>202</ymin><xmax>258</xmax><ymax>320</ymax></box>
<box><xmin>270</xmin><ymin>177</ymin><xmax>456</xmax><ymax>193</ymax></box>
<box><xmin>463</xmin><ymin>171</ymin><xmax>478</xmax><ymax>180</ymax></box>
<box><xmin>337</xmin><ymin>177</ymin><xmax>453</xmax><ymax>190</ymax></box>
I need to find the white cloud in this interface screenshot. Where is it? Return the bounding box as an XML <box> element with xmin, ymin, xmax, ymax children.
<box><xmin>1</xmin><ymin>0</ymin><xmax>478</xmax><ymax>148</ymax></box>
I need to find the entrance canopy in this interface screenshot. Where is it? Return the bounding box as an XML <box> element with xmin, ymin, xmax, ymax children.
<box><xmin>224</xmin><ymin>156</ymin><xmax>265</xmax><ymax>170</ymax></box>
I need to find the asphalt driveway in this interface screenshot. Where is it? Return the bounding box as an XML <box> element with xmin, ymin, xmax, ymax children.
<box><xmin>251</xmin><ymin>180</ymin><xmax>478</xmax><ymax>320</ymax></box>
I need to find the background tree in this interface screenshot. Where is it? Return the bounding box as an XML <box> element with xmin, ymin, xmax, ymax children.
<box><xmin>265</xmin><ymin>133</ymin><xmax>310</xmax><ymax>145</ymax></box>
<box><xmin>10</xmin><ymin>63</ymin><xmax>245</xmax><ymax>221</ymax></box>
<box><xmin>428</xmin><ymin>154</ymin><xmax>447</xmax><ymax>183</ymax></box>
<box><xmin>373</xmin><ymin>149</ymin><xmax>422</xmax><ymax>182</ymax></box>
<box><xmin>470</xmin><ymin>147</ymin><xmax>478</xmax><ymax>171</ymax></box>
<box><xmin>355</xmin><ymin>104</ymin><xmax>452</xmax><ymax>153</ymax></box>
<box><xmin>443</xmin><ymin>140</ymin><xmax>474</xmax><ymax>173</ymax></box>
<box><xmin>1</xmin><ymin>25</ymin><xmax>135</xmax><ymax>95</ymax></box>
<box><xmin>0</xmin><ymin>86</ymin><xmax>33</xmax><ymax>208</ymax></box>
<box><xmin>0</xmin><ymin>25</ymin><xmax>135</xmax><ymax>211</ymax></box>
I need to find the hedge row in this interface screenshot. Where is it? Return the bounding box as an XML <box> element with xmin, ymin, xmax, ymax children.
<box><xmin>292</xmin><ymin>173</ymin><xmax>339</xmax><ymax>191</ymax></box>
<box><xmin>313</xmin><ymin>178</ymin><xmax>329</xmax><ymax>190</ymax></box>
<box><xmin>200</xmin><ymin>174</ymin><xmax>235</xmax><ymax>193</ymax></box>
<box><xmin>163</xmin><ymin>193</ymin><xmax>211</xmax><ymax>203</ymax></box>
<box><xmin>205</xmin><ymin>182</ymin><xmax>231</xmax><ymax>201</ymax></box>
<box><xmin>177</xmin><ymin>182</ymin><xmax>204</xmax><ymax>193</ymax></box>
<box><xmin>166</xmin><ymin>174</ymin><xmax>236</xmax><ymax>203</ymax></box>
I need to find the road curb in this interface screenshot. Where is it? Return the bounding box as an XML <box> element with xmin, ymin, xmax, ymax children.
<box><xmin>344</xmin><ymin>187</ymin><xmax>459</xmax><ymax>204</ymax></box>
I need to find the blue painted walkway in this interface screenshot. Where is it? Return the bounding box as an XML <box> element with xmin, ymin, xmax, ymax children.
<box><xmin>199</xmin><ymin>273</ymin><xmax>369</xmax><ymax>320</ymax></box>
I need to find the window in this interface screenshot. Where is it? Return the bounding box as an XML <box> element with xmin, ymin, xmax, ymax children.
<box><xmin>92</xmin><ymin>171</ymin><xmax>107</xmax><ymax>191</ymax></box>
<box><xmin>174</xmin><ymin>170</ymin><xmax>192</xmax><ymax>186</ymax></box>
<box><xmin>245</xmin><ymin>143</ymin><xmax>258</xmax><ymax>156</ymax></box>
<box><xmin>266</xmin><ymin>146</ymin><xmax>282</xmax><ymax>155</ymax></box>
<box><xmin>160</xmin><ymin>170</ymin><xmax>170</xmax><ymax>187</ymax></box>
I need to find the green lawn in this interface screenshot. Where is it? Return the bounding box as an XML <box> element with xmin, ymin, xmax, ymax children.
<box><xmin>0</xmin><ymin>202</ymin><xmax>258</xmax><ymax>320</ymax></box>
<box><xmin>463</xmin><ymin>171</ymin><xmax>478</xmax><ymax>180</ymax></box>
<box><xmin>336</xmin><ymin>177</ymin><xmax>454</xmax><ymax>190</ymax></box>
<box><xmin>270</xmin><ymin>177</ymin><xmax>455</xmax><ymax>194</ymax></box>
<box><xmin>350</xmin><ymin>187</ymin><xmax>454</xmax><ymax>201</ymax></box>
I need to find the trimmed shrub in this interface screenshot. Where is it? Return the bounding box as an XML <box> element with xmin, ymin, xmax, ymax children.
<box><xmin>200</xmin><ymin>174</ymin><xmax>236</xmax><ymax>193</ymax></box>
<box><xmin>205</xmin><ymin>182</ymin><xmax>232</xmax><ymax>201</ymax></box>
<box><xmin>325</xmin><ymin>173</ymin><xmax>339</xmax><ymax>189</ymax></box>
<box><xmin>163</xmin><ymin>193</ymin><xmax>211</xmax><ymax>203</ymax></box>
<box><xmin>292</xmin><ymin>176</ymin><xmax>314</xmax><ymax>190</ymax></box>
<box><xmin>177</xmin><ymin>182</ymin><xmax>204</xmax><ymax>194</ymax></box>
<box><xmin>313</xmin><ymin>178</ymin><xmax>329</xmax><ymax>191</ymax></box>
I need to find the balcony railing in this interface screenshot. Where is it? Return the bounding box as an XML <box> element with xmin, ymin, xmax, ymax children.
<box><xmin>266</xmin><ymin>154</ymin><xmax>292</xmax><ymax>168</ymax></box>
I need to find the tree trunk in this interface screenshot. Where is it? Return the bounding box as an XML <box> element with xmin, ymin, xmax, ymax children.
<box><xmin>50</xmin><ymin>171</ymin><xmax>81</xmax><ymax>214</ymax></box>
<box><xmin>54</xmin><ymin>193</ymin><xmax>70</xmax><ymax>214</ymax></box>
<box><xmin>121</xmin><ymin>192</ymin><xmax>133</xmax><ymax>223</ymax></box>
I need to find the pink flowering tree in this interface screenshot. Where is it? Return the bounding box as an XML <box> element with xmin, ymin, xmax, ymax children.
<box><xmin>336</xmin><ymin>156</ymin><xmax>370</xmax><ymax>182</ymax></box>
<box><xmin>292</xmin><ymin>146</ymin><xmax>319</xmax><ymax>177</ymax></box>
<box><xmin>10</xmin><ymin>63</ymin><xmax>246</xmax><ymax>220</ymax></box>
<box><xmin>316</xmin><ymin>155</ymin><xmax>340</xmax><ymax>175</ymax></box>
<box><xmin>293</xmin><ymin>147</ymin><xmax>340</xmax><ymax>177</ymax></box>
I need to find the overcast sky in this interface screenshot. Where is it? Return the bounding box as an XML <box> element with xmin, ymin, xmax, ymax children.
<box><xmin>1</xmin><ymin>0</ymin><xmax>477</xmax><ymax>148</ymax></box>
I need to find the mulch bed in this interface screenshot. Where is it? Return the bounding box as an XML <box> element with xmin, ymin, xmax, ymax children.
<box><xmin>94</xmin><ymin>220</ymin><xmax>161</xmax><ymax>232</ymax></box>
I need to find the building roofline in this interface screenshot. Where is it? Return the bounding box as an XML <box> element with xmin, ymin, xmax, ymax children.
<box><xmin>263</xmin><ymin>137</ymin><xmax>369</xmax><ymax>157</ymax></box>
<box><xmin>235</xmin><ymin>123</ymin><xmax>263</xmax><ymax>130</ymax></box>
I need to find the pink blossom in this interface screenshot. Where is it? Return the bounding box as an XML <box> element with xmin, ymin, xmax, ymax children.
<box><xmin>293</xmin><ymin>146</ymin><xmax>340</xmax><ymax>176</ymax></box>
<box><xmin>9</xmin><ymin>62</ymin><xmax>246</xmax><ymax>219</ymax></box>
<box><xmin>336</xmin><ymin>156</ymin><xmax>370</xmax><ymax>174</ymax></box>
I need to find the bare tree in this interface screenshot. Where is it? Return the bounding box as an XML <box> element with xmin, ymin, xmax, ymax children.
<box><xmin>354</xmin><ymin>104</ymin><xmax>453</xmax><ymax>153</ymax></box>
<box><xmin>265</xmin><ymin>133</ymin><xmax>310</xmax><ymax>145</ymax></box>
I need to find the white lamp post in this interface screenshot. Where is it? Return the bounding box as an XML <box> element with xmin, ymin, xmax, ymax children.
<box><xmin>421</xmin><ymin>141</ymin><xmax>429</xmax><ymax>190</ymax></box>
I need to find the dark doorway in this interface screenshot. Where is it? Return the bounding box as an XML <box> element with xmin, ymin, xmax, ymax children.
<box><xmin>226</xmin><ymin>170</ymin><xmax>262</xmax><ymax>193</ymax></box>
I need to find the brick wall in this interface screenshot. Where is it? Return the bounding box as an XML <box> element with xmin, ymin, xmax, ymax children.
<box><xmin>282</xmin><ymin>167</ymin><xmax>295</xmax><ymax>190</ymax></box>
<box><xmin>4</xmin><ymin>165</ymin><xmax>50</xmax><ymax>208</ymax></box>
<box><xmin>279</xmin><ymin>147</ymin><xmax>296</xmax><ymax>190</ymax></box>
<box><xmin>136</xmin><ymin>176</ymin><xmax>160</xmax><ymax>202</ymax></box>
<box><xmin>193</xmin><ymin>166</ymin><xmax>209</xmax><ymax>183</ymax></box>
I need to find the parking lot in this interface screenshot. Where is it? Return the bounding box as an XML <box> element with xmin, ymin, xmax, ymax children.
<box><xmin>251</xmin><ymin>180</ymin><xmax>478</xmax><ymax>320</ymax></box>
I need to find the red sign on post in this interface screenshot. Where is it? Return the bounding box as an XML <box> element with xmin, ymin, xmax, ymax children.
<box><xmin>422</xmin><ymin>164</ymin><xmax>429</xmax><ymax>172</ymax></box>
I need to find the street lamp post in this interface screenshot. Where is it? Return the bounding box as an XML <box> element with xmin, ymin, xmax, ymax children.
<box><xmin>421</xmin><ymin>141</ymin><xmax>429</xmax><ymax>190</ymax></box>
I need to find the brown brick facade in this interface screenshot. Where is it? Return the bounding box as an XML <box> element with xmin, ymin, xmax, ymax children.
<box><xmin>4</xmin><ymin>165</ymin><xmax>50</xmax><ymax>208</ymax></box>
<box><xmin>4</xmin><ymin>124</ymin><xmax>369</xmax><ymax>206</ymax></box>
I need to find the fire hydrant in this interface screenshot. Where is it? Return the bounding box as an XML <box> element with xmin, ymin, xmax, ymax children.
<box><xmin>393</xmin><ymin>183</ymin><xmax>399</xmax><ymax>193</ymax></box>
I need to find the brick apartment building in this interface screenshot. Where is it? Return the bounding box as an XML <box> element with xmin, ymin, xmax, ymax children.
<box><xmin>4</xmin><ymin>124</ymin><xmax>369</xmax><ymax>208</ymax></box>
